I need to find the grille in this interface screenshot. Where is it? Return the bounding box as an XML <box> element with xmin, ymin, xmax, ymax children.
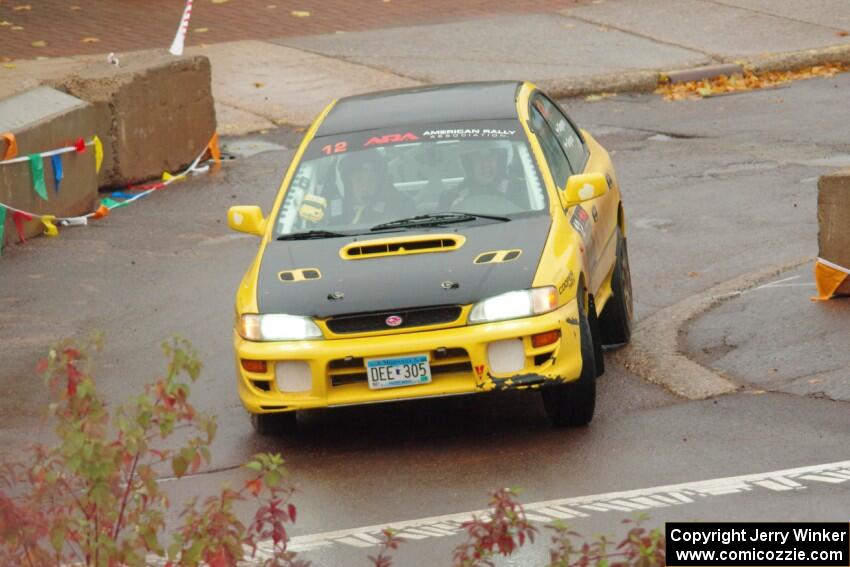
<box><xmin>325</xmin><ymin>305</ymin><xmax>462</xmax><ymax>334</ymax></box>
<box><xmin>329</xmin><ymin>347</ymin><xmax>471</xmax><ymax>387</ymax></box>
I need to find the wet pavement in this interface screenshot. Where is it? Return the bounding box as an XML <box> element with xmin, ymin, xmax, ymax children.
<box><xmin>686</xmin><ymin>263</ymin><xmax>850</xmax><ymax>402</ymax></box>
<box><xmin>0</xmin><ymin>74</ymin><xmax>848</xmax><ymax>563</ymax></box>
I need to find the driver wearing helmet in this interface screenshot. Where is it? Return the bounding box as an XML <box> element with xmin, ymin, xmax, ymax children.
<box><xmin>339</xmin><ymin>152</ymin><xmax>413</xmax><ymax>224</ymax></box>
<box><xmin>438</xmin><ymin>146</ymin><xmax>517</xmax><ymax>211</ymax></box>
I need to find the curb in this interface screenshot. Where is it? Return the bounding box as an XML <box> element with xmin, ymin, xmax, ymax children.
<box><xmin>611</xmin><ymin>258</ymin><xmax>812</xmax><ymax>400</ymax></box>
<box><xmin>740</xmin><ymin>44</ymin><xmax>850</xmax><ymax>74</ymax></box>
<box><xmin>542</xmin><ymin>43</ymin><xmax>850</xmax><ymax>100</ymax></box>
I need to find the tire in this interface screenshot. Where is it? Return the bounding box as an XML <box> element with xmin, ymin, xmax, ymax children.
<box><xmin>542</xmin><ymin>283</ymin><xmax>597</xmax><ymax>427</ymax></box>
<box><xmin>599</xmin><ymin>226</ymin><xmax>633</xmax><ymax>346</ymax></box>
<box><xmin>251</xmin><ymin>411</ymin><xmax>297</xmax><ymax>436</ymax></box>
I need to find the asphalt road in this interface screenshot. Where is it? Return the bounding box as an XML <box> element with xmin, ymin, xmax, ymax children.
<box><xmin>1</xmin><ymin>74</ymin><xmax>848</xmax><ymax>565</ymax></box>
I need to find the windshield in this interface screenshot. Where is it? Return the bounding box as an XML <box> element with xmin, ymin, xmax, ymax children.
<box><xmin>273</xmin><ymin>121</ymin><xmax>547</xmax><ymax>237</ymax></box>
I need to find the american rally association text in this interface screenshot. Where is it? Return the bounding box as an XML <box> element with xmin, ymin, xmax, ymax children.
<box><xmin>669</xmin><ymin>528</ymin><xmax>849</xmax><ymax>546</ymax></box>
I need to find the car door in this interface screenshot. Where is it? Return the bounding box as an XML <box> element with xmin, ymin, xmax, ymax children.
<box><xmin>531</xmin><ymin>94</ymin><xmax>618</xmax><ymax>295</ymax></box>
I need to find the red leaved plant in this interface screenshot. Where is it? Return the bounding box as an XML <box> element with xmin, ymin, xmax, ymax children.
<box><xmin>0</xmin><ymin>335</ymin><xmax>305</xmax><ymax>567</ymax></box>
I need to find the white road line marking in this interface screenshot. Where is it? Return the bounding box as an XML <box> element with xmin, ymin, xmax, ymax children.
<box><xmin>284</xmin><ymin>460</ymin><xmax>850</xmax><ymax>554</ymax></box>
<box><xmin>799</xmin><ymin>474</ymin><xmax>848</xmax><ymax>484</ymax></box>
<box><xmin>754</xmin><ymin>480</ymin><xmax>797</xmax><ymax>491</ymax></box>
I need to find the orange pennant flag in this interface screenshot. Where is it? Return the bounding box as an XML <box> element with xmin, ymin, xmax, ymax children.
<box><xmin>1</xmin><ymin>132</ymin><xmax>17</xmax><ymax>160</ymax></box>
<box><xmin>208</xmin><ymin>132</ymin><xmax>221</xmax><ymax>174</ymax></box>
<box><xmin>91</xmin><ymin>204</ymin><xmax>110</xmax><ymax>219</ymax></box>
<box><xmin>812</xmin><ymin>258</ymin><xmax>850</xmax><ymax>301</ymax></box>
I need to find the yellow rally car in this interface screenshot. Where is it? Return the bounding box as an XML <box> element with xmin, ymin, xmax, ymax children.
<box><xmin>227</xmin><ymin>81</ymin><xmax>632</xmax><ymax>434</ymax></box>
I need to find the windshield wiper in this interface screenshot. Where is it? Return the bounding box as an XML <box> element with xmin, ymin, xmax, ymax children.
<box><xmin>370</xmin><ymin>212</ymin><xmax>510</xmax><ymax>231</ymax></box>
<box><xmin>277</xmin><ymin>230</ymin><xmax>349</xmax><ymax>241</ymax></box>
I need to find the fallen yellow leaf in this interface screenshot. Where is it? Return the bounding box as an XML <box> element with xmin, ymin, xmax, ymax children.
<box><xmin>30</xmin><ymin>40</ymin><xmax>47</xmax><ymax>47</ymax></box>
<box><xmin>13</xmin><ymin>5</ymin><xmax>32</xmax><ymax>11</ymax></box>
<box><xmin>81</xmin><ymin>37</ymin><xmax>99</xmax><ymax>43</ymax></box>
<box><xmin>655</xmin><ymin>63</ymin><xmax>850</xmax><ymax>101</ymax></box>
<box><xmin>291</xmin><ymin>10</ymin><xmax>310</xmax><ymax>17</ymax></box>
<box><xmin>211</xmin><ymin>0</ymin><xmax>229</xmax><ymax>3</ymax></box>
<box><xmin>0</xmin><ymin>21</ymin><xmax>13</xmax><ymax>26</ymax></box>
<box><xmin>69</xmin><ymin>5</ymin><xmax>82</xmax><ymax>10</ymax></box>
<box><xmin>194</xmin><ymin>27</ymin><xmax>209</xmax><ymax>33</ymax></box>
<box><xmin>3</xmin><ymin>64</ymin><xmax>17</xmax><ymax>69</ymax></box>
<box><xmin>11</xmin><ymin>26</ymin><xmax>23</xmax><ymax>30</ymax></box>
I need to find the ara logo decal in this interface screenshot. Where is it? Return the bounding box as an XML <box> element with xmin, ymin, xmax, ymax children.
<box><xmin>385</xmin><ymin>315</ymin><xmax>403</xmax><ymax>327</ymax></box>
<box><xmin>364</xmin><ymin>132</ymin><xmax>419</xmax><ymax>146</ymax></box>
<box><xmin>474</xmin><ymin>365</ymin><xmax>486</xmax><ymax>378</ymax></box>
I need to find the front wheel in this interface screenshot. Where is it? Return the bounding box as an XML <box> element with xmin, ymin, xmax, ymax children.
<box><xmin>542</xmin><ymin>283</ymin><xmax>597</xmax><ymax>427</ymax></box>
<box><xmin>250</xmin><ymin>411</ymin><xmax>297</xmax><ymax>436</ymax></box>
<box><xmin>599</xmin><ymin>226</ymin><xmax>633</xmax><ymax>346</ymax></box>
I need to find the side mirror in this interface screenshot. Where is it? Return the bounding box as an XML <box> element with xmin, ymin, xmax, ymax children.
<box><xmin>227</xmin><ymin>205</ymin><xmax>266</xmax><ymax>237</ymax></box>
<box><xmin>564</xmin><ymin>173</ymin><xmax>609</xmax><ymax>206</ymax></box>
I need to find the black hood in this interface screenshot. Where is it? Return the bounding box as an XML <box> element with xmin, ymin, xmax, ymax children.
<box><xmin>256</xmin><ymin>215</ymin><xmax>551</xmax><ymax>318</ymax></box>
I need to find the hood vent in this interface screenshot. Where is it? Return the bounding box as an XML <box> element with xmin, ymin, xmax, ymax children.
<box><xmin>278</xmin><ymin>268</ymin><xmax>322</xmax><ymax>282</ymax></box>
<box><xmin>340</xmin><ymin>234</ymin><xmax>465</xmax><ymax>260</ymax></box>
<box><xmin>474</xmin><ymin>249</ymin><xmax>522</xmax><ymax>264</ymax></box>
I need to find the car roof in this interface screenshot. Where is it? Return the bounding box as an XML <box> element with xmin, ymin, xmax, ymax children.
<box><xmin>315</xmin><ymin>81</ymin><xmax>523</xmax><ymax>137</ymax></box>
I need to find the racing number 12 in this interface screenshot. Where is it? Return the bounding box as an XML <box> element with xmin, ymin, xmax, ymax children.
<box><xmin>321</xmin><ymin>141</ymin><xmax>347</xmax><ymax>155</ymax></box>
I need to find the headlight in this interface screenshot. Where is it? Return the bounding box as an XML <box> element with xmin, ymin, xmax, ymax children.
<box><xmin>238</xmin><ymin>314</ymin><xmax>322</xmax><ymax>341</ymax></box>
<box><xmin>468</xmin><ymin>286</ymin><xmax>558</xmax><ymax>324</ymax></box>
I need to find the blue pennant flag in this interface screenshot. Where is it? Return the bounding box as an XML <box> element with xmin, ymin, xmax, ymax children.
<box><xmin>50</xmin><ymin>154</ymin><xmax>63</xmax><ymax>193</ymax></box>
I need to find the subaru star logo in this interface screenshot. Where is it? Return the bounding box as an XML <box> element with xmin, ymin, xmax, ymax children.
<box><xmin>385</xmin><ymin>315</ymin><xmax>403</xmax><ymax>327</ymax></box>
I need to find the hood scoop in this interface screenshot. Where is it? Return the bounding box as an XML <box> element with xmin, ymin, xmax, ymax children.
<box><xmin>340</xmin><ymin>234</ymin><xmax>465</xmax><ymax>260</ymax></box>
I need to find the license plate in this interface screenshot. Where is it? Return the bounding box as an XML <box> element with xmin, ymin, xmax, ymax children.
<box><xmin>366</xmin><ymin>354</ymin><xmax>432</xmax><ymax>390</ymax></box>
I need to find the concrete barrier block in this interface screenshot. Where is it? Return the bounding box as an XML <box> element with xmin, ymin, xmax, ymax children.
<box><xmin>0</xmin><ymin>86</ymin><xmax>98</xmax><ymax>248</ymax></box>
<box><xmin>59</xmin><ymin>51</ymin><xmax>216</xmax><ymax>187</ymax></box>
<box><xmin>818</xmin><ymin>169</ymin><xmax>850</xmax><ymax>269</ymax></box>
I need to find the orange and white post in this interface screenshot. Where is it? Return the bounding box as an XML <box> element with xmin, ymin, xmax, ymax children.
<box><xmin>169</xmin><ymin>0</ymin><xmax>194</xmax><ymax>56</ymax></box>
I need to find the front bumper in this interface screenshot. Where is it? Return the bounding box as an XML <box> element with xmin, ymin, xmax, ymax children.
<box><xmin>234</xmin><ymin>300</ymin><xmax>582</xmax><ymax>413</ymax></box>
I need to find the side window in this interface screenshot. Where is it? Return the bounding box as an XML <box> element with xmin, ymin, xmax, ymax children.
<box><xmin>533</xmin><ymin>96</ymin><xmax>587</xmax><ymax>173</ymax></box>
<box><xmin>529</xmin><ymin>105</ymin><xmax>571</xmax><ymax>189</ymax></box>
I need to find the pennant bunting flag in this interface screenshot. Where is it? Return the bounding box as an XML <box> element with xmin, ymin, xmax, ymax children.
<box><xmin>41</xmin><ymin>215</ymin><xmax>59</xmax><ymax>237</ymax></box>
<box><xmin>813</xmin><ymin>258</ymin><xmax>850</xmax><ymax>301</ymax></box>
<box><xmin>2</xmin><ymin>133</ymin><xmax>17</xmax><ymax>160</ymax></box>
<box><xmin>12</xmin><ymin>210</ymin><xmax>32</xmax><ymax>242</ymax></box>
<box><xmin>0</xmin><ymin>131</ymin><xmax>220</xmax><ymax>244</ymax></box>
<box><xmin>208</xmin><ymin>132</ymin><xmax>221</xmax><ymax>174</ymax></box>
<box><xmin>93</xmin><ymin>135</ymin><xmax>104</xmax><ymax>173</ymax></box>
<box><xmin>50</xmin><ymin>154</ymin><xmax>63</xmax><ymax>193</ymax></box>
<box><xmin>162</xmin><ymin>170</ymin><xmax>185</xmax><ymax>183</ymax></box>
<box><xmin>92</xmin><ymin>204</ymin><xmax>109</xmax><ymax>219</ymax></box>
<box><xmin>28</xmin><ymin>154</ymin><xmax>48</xmax><ymax>200</ymax></box>
<box><xmin>0</xmin><ymin>206</ymin><xmax>6</xmax><ymax>256</ymax></box>
<box><xmin>60</xmin><ymin>216</ymin><xmax>88</xmax><ymax>227</ymax></box>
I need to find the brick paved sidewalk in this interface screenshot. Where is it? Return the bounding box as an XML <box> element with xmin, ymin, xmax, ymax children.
<box><xmin>0</xmin><ymin>0</ymin><xmax>584</xmax><ymax>61</ymax></box>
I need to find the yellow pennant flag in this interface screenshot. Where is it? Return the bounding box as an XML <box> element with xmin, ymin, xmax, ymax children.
<box><xmin>92</xmin><ymin>135</ymin><xmax>104</xmax><ymax>173</ymax></box>
<box><xmin>40</xmin><ymin>214</ymin><xmax>58</xmax><ymax>236</ymax></box>
<box><xmin>813</xmin><ymin>258</ymin><xmax>850</xmax><ymax>301</ymax></box>
<box><xmin>162</xmin><ymin>171</ymin><xmax>186</xmax><ymax>183</ymax></box>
